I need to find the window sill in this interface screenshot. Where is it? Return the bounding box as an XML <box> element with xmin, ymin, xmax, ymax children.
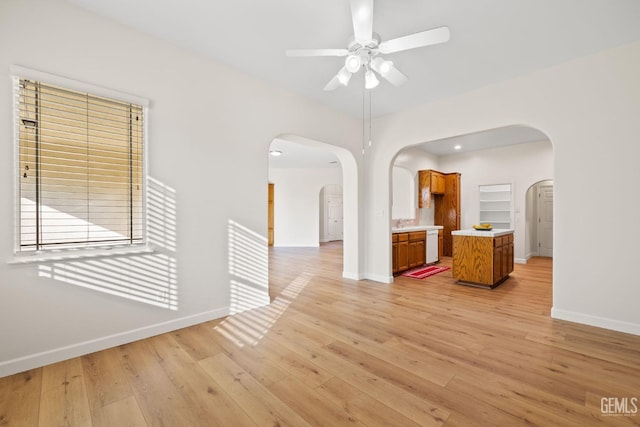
<box><xmin>9</xmin><ymin>245</ymin><xmax>155</xmax><ymax>265</ymax></box>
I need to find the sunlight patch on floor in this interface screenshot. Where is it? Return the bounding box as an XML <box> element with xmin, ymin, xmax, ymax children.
<box><xmin>215</xmin><ymin>272</ymin><xmax>312</xmax><ymax>347</ymax></box>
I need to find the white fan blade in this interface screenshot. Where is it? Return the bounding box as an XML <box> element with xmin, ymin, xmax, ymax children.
<box><xmin>380</xmin><ymin>65</ymin><xmax>408</xmax><ymax>87</ymax></box>
<box><xmin>379</xmin><ymin>26</ymin><xmax>450</xmax><ymax>54</ymax></box>
<box><xmin>371</xmin><ymin>57</ymin><xmax>408</xmax><ymax>87</ymax></box>
<box><xmin>286</xmin><ymin>48</ymin><xmax>349</xmax><ymax>57</ymax></box>
<box><xmin>350</xmin><ymin>0</ymin><xmax>374</xmax><ymax>43</ymax></box>
<box><xmin>324</xmin><ymin>67</ymin><xmax>353</xmax><ymax>91</ymax></box>
<box><xmin>323</xmin><ymin>75</ymin><xmax>341</xmax><ymax>91</ymax></box>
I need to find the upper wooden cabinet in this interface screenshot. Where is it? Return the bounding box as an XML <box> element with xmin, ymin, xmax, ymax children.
<box><xmin>431</xmin><ymin>171</ymin><xmax>446</xmax><ymax>194</ymax></box>
<box><xmin>418</xmin><ymin>170</ymin><xmax>446</xmax><ymax>208</ymax></box>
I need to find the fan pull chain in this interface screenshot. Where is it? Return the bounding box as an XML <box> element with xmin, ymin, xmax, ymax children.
<box><xmin>362</xmin><ymin>81</ymin><xmax>366</xmax><ymax>156</ymax></box>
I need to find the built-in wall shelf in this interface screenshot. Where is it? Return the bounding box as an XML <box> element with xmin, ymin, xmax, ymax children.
<box><xmin>479</xmin><ymin>184</ymin><xmax>512</xmax><ymax>229</ymax></box>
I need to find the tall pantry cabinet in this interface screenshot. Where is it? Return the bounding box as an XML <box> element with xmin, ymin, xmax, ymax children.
<box><xmin>418</xmin><ymin>171</ymin><xmax>461</xmax><ymax>257</ymax></box>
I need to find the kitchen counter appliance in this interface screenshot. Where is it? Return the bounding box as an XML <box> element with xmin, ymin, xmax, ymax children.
<box><xmin>426</xmin><ymin>229</ymin><xmax>439</xmax><ymax>263</ymax></box>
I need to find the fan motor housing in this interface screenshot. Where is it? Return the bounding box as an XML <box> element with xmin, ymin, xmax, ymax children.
<box><xmin>347</xmin><ymin>33</ymin><xmax>382</xmax><ymax>65</ymax></box>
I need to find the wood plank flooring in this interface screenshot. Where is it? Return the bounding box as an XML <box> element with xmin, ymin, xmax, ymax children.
<box><xmin>2</xmin><ymin>241</ymin><xmax>640</xmax><ymax>426</ymax></box>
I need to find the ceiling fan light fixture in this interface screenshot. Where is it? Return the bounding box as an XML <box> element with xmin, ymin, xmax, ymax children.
<box><xmin>365</xmin><ymin>69</ymin><xmax>379</xmax><ymax>89</ymax></box>
<box><xmin>337</xmin><ymin>68</ymin><xmax>352</xmax><ymax>86</ymax></box>
<box><xmin>371</xmin><ymin>56</ymin><xmax>393</xmax><ymax>76</ymax></box>
<box><xmin>286</xmin><ymin>1</ymin><xmax>450</xmax><ymax>91</ymax></box>
<box><xmin>345</xmin><ymin>54</ymin><xmax>362</xmax><ymax>73</ymax></box>
<box><xmin>378</xmin><ymin>59</ymin><xmax>393</xmax><ymax>75</ymax></box>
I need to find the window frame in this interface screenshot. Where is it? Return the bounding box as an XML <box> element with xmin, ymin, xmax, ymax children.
<box><xmin>11</xmin><ymin>65</ymin><xmax>150</xmax><ymax>262</ymax></box>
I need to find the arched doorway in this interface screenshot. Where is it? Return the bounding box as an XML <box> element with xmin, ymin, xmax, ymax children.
<box><xmin>390</xmin><ymin>126</ymin><xmax>553</xmax><ymax>264</ymax></box>
<box><xmin>525</xmin><ymin>180</ymin><xmax>554</xmax><ymax>259</ymax></box>
<box><xmin>268</xmin><ymin>134</ymin><xmax>360</xmax><ymax>279</ymax></box>
<box><xmin>319</xmin><ymin>184</ymin><xmax>343</xmax><ymax>243</ymax></box>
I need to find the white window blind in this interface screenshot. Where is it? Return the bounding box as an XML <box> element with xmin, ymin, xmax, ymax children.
<box><xmin>17</xmin><ymin>78</ymin><xmax>144</xmax><ymax>252</ymax></box>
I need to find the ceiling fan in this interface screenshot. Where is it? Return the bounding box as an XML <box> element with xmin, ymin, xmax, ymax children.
<box><xmin>285</xmin><ymin>0</ymin><xmax>450</xmax><ymax>91</ymax></box>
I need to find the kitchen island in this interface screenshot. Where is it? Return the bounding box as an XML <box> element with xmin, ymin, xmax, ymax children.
<box><xmin>451</xmin><ymin>229</ymin><xmax>514</xmax><ymax>288</ymax></box>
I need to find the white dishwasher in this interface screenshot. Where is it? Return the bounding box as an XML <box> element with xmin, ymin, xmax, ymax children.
<box><xmin>426</xmin><ymin>230</ymin><xmax>439</xmax><ymax>264</ymax></box>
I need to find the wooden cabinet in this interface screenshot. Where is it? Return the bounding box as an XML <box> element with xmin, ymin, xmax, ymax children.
<box><xmin>493</xmin><ymin>234</ymin><xmax>514</xmax><ymax>282</ymax></box>
<box><xmin>431</xmin><ymin>171</ymin><xmax>445</xmax><ymax>194</ymax></box>
<box><xmin>452</xmin><ymin>232</ymin><xmax>514</xmax><ymax>288</ymax></box>
<box><xmin>418</xmin><ymin>170</ymin><xmax>446</xmax><ymax>208</ymax></box>
<box><xmin>418</xmin><ymin>171</ymin><xmax>431</xmax><ymax>208</ymax></box>
<box><xmin>392</xmin><ymin>235</ymin><xmax>397</xmax><ymax>273</ymax></box>
<box><xmin>417</xmin><ymin>171</ymin><xmax>461</xmax><ymax>257</ymax></box>
<box><xmin>397</xmin><ymin>234</ymin><xmax>410</xmax><ymax>272</ymax></box>
<box><xmin>268</xmin><ymin>183</ymin><xmax>274</xmax><ymax>246</ymax></box>
<box><xmin>392</xmin><ymin>231</ymin><xmax>425</xmax><ymax>274</ymax></box>
<box><xmin>434</xmin><ymin>173</ymin><xmax>461</xmax><ymax>257</ymax></box>
<box><xmin>408</xmin><ymin>231</ymin><xmax>426</xmax><ymax>269</ymax></box>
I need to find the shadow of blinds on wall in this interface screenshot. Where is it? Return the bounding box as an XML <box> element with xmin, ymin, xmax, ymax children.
<box><xmin>17</xmin><ymin>79</ymin><xmax>144</xmax><ymax>251</ymax></box>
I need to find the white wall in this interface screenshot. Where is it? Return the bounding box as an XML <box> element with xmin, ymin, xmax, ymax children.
<box><xmin>438</xmin><ymin>140</ymin><xmax>554</xmax><ymax>262</ymax></box>
<box><xmin>392</xmin><ymin>147</ymin><xmax>440</xmax><ymax>225</ymax></box>
<box><xmin>0</xmin><ymin>0</ymin><xmax>362</xmax><ymax>376</ymax></box>
<box><xmin>269</xmin><ymin>168</ymin><xmax>342</xmax><ymax>247</ymax></box>
<box><xmin>366</xmin><ymin>41</ymin><xmax>640</xmax><ymax>335</ymax></box>
<box><xmin>391</xmin><ymin>167</ymin><xmax>415</xmax><ymax>220</ymax></box>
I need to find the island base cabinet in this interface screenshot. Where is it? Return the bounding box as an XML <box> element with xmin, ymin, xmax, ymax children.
<box><xmin>493</xmin><ymin>234</ymin><xmax>514</xmax><ymax>282</ymax></box>
<box><xmin>452</xmin><ymin>233</ymin><xmax>514</xmax><ymax>288</ymax></box>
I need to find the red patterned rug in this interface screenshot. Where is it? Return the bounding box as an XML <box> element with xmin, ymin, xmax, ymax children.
<box><xmin>401</xmin><ymin>265</ymin><xmax>450</xmax><ymax>279</ymax></box>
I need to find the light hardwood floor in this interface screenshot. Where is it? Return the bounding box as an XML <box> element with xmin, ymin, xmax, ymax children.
<box><xmin>1</xmin><ymin>242</ymin><xmax>639</xmax><ymax>426</ymax></box>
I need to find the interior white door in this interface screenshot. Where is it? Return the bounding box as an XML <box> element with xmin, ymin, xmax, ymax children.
<box><xmin>537</xmin><ymin>184</ymin><xmax>554</xmax><ymax>257</ymax></box>
<box><xmin>327</xmin><ymin>195</ymin><xmax>343</xmax><ymax>241</ymax></box>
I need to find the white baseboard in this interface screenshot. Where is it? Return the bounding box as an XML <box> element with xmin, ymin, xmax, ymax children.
<box><xmin>342</xmin><ymin>271</ymin><xmax>365</xmax><ymax>280</ymax></box>
<box><xmin>515</xmin><ymin>257</ymin><xmax>528</xmax><ymax>264</ymax></box>
<box><xmin>364</xmin><ymin>273</ymin><xmax>394</xmax><ymax>284</ymax></box>
<box><xmin>0</xmin><ymin>307</ymin><xmax>229</xmax><ymax>378</ymax></box>
<box><xmin>551</xmin><ymin>307</ymin><xmax>640</xmax><ymax>336</ymax></box>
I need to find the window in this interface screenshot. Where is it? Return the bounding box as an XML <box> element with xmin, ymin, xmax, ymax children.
<box><xmin>16</xmin><ymin>78</ymin><xmax>144</xmax><ymax>252</ymax></box>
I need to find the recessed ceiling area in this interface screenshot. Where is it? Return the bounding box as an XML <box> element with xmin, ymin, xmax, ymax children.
<box><xmin>269</xmin><ymin>139</ymin><xmax>340</xmax><ymax>168</ymax></box>
<box><xmin>271</xmin><ymin>126</ymin><xmax>548</xmax><ymax>168</ymax></box>
<box><xmin>415</xmin><ymin>125</ymin><xmax>550</xmax><ymax>157</ymax></box>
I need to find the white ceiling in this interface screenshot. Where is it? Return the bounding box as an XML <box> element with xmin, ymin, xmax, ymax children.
<box><xmin>415</xmin><ymin>125</ymin><xmax>550</xmax><ymax>157</ymax></box>
<box><xmin>270</xmin><ymin>126</ymin><xmax>549</xmax><ymax>168</ymax></box>
<box><xmin>269</xmin><ymin>139</ymin><xmax>340</xmax><ymax>169</ymax></box>
<box><xmin>64</xmin><ymin>0</ymin><xmax>640</xmax><ymax>164</ymax></box>
<box><xmin>65</xmin><ymin>0</ymin><xmax>640</xmax><ymax>120</ymax></box>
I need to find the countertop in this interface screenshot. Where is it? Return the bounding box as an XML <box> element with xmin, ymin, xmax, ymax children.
<box><xmin>391</xmin><ymin>225</ymin><xmax>443</xmax><ymax>233</ymax></box>
<box><xmin>451</xmin><ymin>228</ymin><xmax>514</xmax><ymax>237</ymax></box>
